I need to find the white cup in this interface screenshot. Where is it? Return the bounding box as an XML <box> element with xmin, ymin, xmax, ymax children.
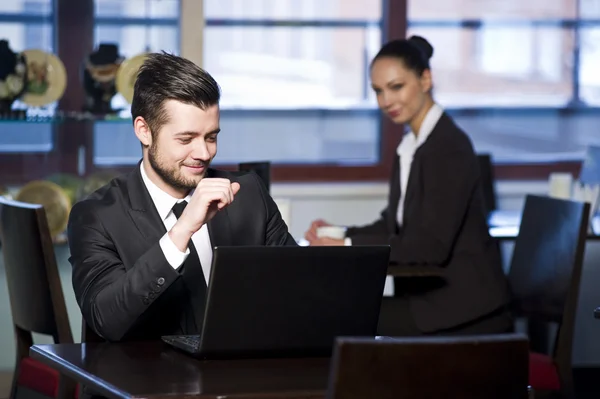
<box><xmin>548</xmin><ymin>173</ymin><xmax>573</xmax><ymax>200</ymax></box>
<box><xmin>316</xmin><ymin>226</ymin><xmax>346</xmax><ymax>240</ymax></box>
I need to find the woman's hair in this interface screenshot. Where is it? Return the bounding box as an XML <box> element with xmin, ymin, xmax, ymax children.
<box><xmin>371</xmin><ymin>35</ymin><xmax>434</xmax><ymax>76</ymax></box>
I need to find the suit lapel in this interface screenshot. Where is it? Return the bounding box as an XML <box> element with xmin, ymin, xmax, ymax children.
<box><xmin>125</xmin><ymin>163</ymin><xmax>166</xmax><ymax>245</ymax></box>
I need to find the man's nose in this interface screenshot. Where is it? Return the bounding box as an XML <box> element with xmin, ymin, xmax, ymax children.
<box><xmin>190</xmin><ymin>141</ymin><xmax>210</xmax><ymax>160</ymax></box>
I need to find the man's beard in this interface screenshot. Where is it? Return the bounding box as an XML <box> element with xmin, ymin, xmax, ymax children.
<box><xmin>148</xmin><ymin>141</ymin><xmax>208</xmax><ymax>192</ymax></box>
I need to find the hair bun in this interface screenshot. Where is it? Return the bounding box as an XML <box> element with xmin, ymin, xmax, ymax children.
<box><xmin>408</xmin><ymin>35</ymin><xmax>434</xmax><ymax>60</ymax></box>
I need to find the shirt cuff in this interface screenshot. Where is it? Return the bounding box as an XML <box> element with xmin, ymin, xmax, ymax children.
<box><xmin>344</xmin><ymin>237</ymin><xmax>352</xmax><ymax>246</ymax></box>
<box><xmin>159</xmin><ymin>232</ymin><xmax>190</xmax><ymax>270</ymax></box>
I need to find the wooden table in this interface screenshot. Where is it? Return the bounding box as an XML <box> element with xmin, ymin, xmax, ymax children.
<box><xmin>31</xmin><ymin>342</ymin><xmax>330</xmax><ymax>399</ymax></box>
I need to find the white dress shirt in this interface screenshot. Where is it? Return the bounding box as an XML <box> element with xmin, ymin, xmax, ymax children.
<box><xmin>140</xmin><ymin>162</ymin><xmax>213</xmax><ymax>283</ymax></box>
<box><xmin>395</xmin><ymin>103</ymin><xmax>444</xmax><ymax>226</ymax></box>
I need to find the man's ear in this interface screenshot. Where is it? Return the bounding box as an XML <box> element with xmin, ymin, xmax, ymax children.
<box><xmin>134</xmin><ymin>116</ymin><xmax>152</xmax><ymax>147</ymax></box>
<box><xmin>420</xmin><ymin>69</ymin><xmax>433</xmax><ymax>93</ymax></box>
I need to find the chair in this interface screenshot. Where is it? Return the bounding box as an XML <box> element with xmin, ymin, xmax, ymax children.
<box><xmin>477</xmin><ymin>153</ymin><xmax>497</xmax><ymax>215</ymax></box>
<box><xmin>508</xmin><ymin>195</ymin><xmax>589</xmax><ymax>398</ymax></box>
<box><xmin>238</xmin><ymin>161</ymin><xmax>271</xmax><ymax>192</ymax></box>
<box><xmin>0</xmin><ymin>197</ymin><xmax>76</xmax><ymax>399</ymax></box>
<box><xmin>327</xmin><ymin>334</ymin><xmax>530</xmax><ymax>399</ymax></box>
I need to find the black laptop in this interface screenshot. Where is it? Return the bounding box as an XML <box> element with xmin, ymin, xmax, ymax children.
<box><xmin>161</xmin><ymin>245</ymin><xmax>390</xmax><ymax>359</ymax></box>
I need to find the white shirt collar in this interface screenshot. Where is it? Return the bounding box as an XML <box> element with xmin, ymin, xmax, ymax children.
<box><xmin>397</xmin><ymin>103</ymin><xmax>444</xmax><ymax>155</ymax></box>
<box><xmin>139</xmin><ymin>161</ymin><xmax>192</xmax><ymax>221</ymax></box>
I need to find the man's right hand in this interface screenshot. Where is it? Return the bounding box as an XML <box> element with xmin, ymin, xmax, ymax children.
<box><xmin>169</xmin><ymin>178</ymin><xmax>241</xmax><ymax>252</ymax></box>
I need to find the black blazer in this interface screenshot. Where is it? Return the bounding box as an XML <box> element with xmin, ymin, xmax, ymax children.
<box><xmin>68</xmin><ymin>164</ymin><xmax>297</xmax><ymax>342</ymax></box>
<box><xmin>346</xmin><ymin>113</ymin><xmax>509</xmax><ymax>333</ymax></box>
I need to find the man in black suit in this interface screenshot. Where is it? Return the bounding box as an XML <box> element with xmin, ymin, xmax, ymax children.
<box><xmin>68</xmin><ymin>52</ymin><xmax>296</xmax><ymax>342</ymax></box>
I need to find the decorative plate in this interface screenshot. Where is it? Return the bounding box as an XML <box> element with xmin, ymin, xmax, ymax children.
<box><xmin>15</xmin><ymin>180</ymin><xmax>71</xmax><ymax>238</ymax></box>
<box><xmin>115</xmin><ymin>53</ymin><xmax>148</xmax><ymax>104</ymax></box>
<box><xmin>20</xmin><ymin>49</ymin><xmax>67</xmax><ymax>107</ymax></box>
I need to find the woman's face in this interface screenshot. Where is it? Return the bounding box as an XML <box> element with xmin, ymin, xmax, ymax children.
<box><xmin>370</xmin><ymin>57</ymin><xmax>432</xmax><ymax>125</ymax></box>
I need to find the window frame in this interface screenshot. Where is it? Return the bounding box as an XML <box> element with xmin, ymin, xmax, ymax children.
<box><xmin>0</xmin><ymin>0</ymin><xmax>585</xmax><ymax>185</ymax></box>
<box><xmin>85</xmin><ymin>0</ymin><xmax>399</xmax><ymax>182</ymax></box>
<box><xmin>406</xmin><ymin>6</ymin><xmax>595</xmax><ymax>180</ymax></box>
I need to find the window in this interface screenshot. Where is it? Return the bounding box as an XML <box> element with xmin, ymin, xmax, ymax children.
<box><xmin>94</xmin><ymin>0</ymin><xmax>180</xmax><ymax>112</ymax></box>
<box><xmin>91</xmin><ymin>0</ymin><xmax>386</xmax><ymax>173</ymax></box>
<box><xmin>408</xmin><ymin>0</ymin><xmax>598</xmax><ymax>166</ymax></box>
<box><xmin>0</xmin><ymin>0</ymin><xmax>54</xmax><ymax>164</ymax></box>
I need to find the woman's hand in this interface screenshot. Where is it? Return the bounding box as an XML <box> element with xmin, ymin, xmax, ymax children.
<box><xmin>309</xmin><ymin>237</ymin><xmax>345</xmax><ymax>246</ymax></box>
<box><xmin>304</xmin><ymin>219</ymin><xmax>331</xmax><ymax>242</ymax></box>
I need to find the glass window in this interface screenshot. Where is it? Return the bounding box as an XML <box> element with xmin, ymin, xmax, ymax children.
<box><xmin>407</xmin><ymin>0</ymin><xmax>598</xmax><ymax>165</ymax></box>
<box><xmin>94</xmin><ymin>0</ymin><xmax>180</xmax><ymax>115</ymax></box>
<box><xmin>95</xmin><ymin>0</ymin><xmax>179</xmax><ymax>19</ymax></box>
<box><xmin>580</xmin><ymin>27</ymin><xmax>600</xmax><ymax>105</ymax></box>
<box><xmin>0</xmin><ymin>0</ymin><xmax>53</xmax><ymax>14</ymax></box>
<box><xmin>0</xmin><ymin>0</ymin><xmax>54</xmax><ymax>155</ymax></box>
<box><xmin>204</xmin><ymin>26</ymin><xmax>381</xmax><ymax>108</ymax></box>
<box><xmin>406</xmin><ymin>26</ymin><xmax>573</xmax><ymax>107</ymax></box>
<box><xmin>0</xmin><ymin>22</ymin><xmax>53</xmax><ymax>52</ymax></box>
<box><xmin>408</xmin><ymin>0</ymin><xmax>577</xmax><ymax>20</ymax></box>
<box><xmin>94</xmin><ymin>25</ymin><xmax>179</xmax><ymax>57</ymax></box>
<box><xmin>204</xmin><ymin>0</ymin><xmax>381</xmax><ymax>21</ymax></box>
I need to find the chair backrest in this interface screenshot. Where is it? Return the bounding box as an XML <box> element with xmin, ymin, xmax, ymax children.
<box><xmin>477</xmin><ymin>153</ymin><xmax>497</xmax><ymax>214</ymax></box>
<box><xmin>238</xmin><ymin>161</ymin><xmax>271</xmax><ymax>192</ymax></box>
<box><xmin>327</xmin><ymin>334</ymin><xmax>530</xmax><ymax>399</ymax></box>
<box><xmin>508</xmin><ymin>195</ymin><xmax>588</xmax><ymax>375</ymax></box>
<box><xmin>0</xmin><ymin>197</ymin><xmax>73</xmax><ymax>348</ymax></box>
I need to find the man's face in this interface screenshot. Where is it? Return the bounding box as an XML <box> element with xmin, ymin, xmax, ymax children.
<box><xmin>148</xmin><ymin>100</ymin><xmax>220</xmax><ymax>192</ymax></box>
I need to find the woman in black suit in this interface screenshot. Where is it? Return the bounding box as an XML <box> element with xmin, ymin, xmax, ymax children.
<box><xmin>305</xmin><ymin>36</ymin><xmax>511</xmax><ymax>336</ymax></box>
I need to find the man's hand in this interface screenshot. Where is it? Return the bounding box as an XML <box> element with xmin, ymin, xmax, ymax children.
<box><xmin>304</xmin><ymin>219</ymin><xmax>331</xmax><ymax>242</ymax></box>
<box><xmin>169</xmin><ymin>178</ymin><xmax>240</xmax><ymax>251</ymax></box>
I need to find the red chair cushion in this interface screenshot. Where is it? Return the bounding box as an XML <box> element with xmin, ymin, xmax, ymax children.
<box><xmin>17</xmin><ymin>357</ymin><xmax>60</xmax><ymax>397</ymax></box>
<box><xmin>529</xmin><ymin>352</ymin><xmax>561</xmax><ymax>391</ymax></box>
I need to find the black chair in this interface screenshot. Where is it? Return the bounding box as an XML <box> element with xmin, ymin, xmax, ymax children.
<box><xmin>508</xmin><ymin>195</ymin><xmax>589</xmax><ymax>399</ymax></box>
<box><xmin>0</xmin><ymin>197</ymin><xmax>76</xmax><ymax>399</ymax></box>
<box><xmin>327</xmin><ymin>334</ymin><xmax>530</xmax><ymax>399</ymax></box>
<box><xmin>238</xmin><ymin>161</ymin><xmax>271</xmax><ymax>192</ymax></box>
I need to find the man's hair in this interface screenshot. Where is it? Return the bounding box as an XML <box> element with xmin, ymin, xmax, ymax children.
<box><xmin>131</xmin><ymin>51</ymin><xmax>221</xmax><ymax>136</ymax></box>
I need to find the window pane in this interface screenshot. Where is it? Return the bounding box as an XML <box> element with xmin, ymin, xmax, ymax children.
<box><xmin>406</xmin><ymin>27</ymin><xmax>573</xmax><ymax>107</ymax></box>
<box><xmin>95</xmin><ymin>25</ymin><xmax>179</xmax><ymax>111</ymax></box>
<box><xmin>204</xmin><ymin>26</ymin><xmax>381</xmax><ymax>108</ymax></box>
<box><xmin>95</xmin><ymin>0</ymin><xmax>179</xmax><ymax>18</ymax></box>
<box><xmin>580</xmin><ymin>27</ymin><xmax>600</xmax><ymax>105</ymax></box>
<box><xmin>0</xmin><ymin>0</ymin><xmax>52</xmax><ymax>15</ymax></box>
<box><xmin>93</xmin><ymin>111</ymin><xmax>380</xmax><ymax>166</ymax></box>
<box><xmin>580</xmin><ymin>0</ymin><xmax>600</xmax><ymax>18</ymax></box>
<box><xmin>204</xmin><ymin>0</ymin><xmax>381</xmax><ymax>21</ymax></box>
<box><xmin>456</xmin><ymin>111</ymin><xmax>598</xmax><ymax>163</ymax></box>
<box><xmin>95</xmin><ymin>25</ymin><xmax>178</xmax><ymax>57</ymax></box>
<box><xmin>0</xmin><ymin>122</ymin><xmax>52</xmax><ymax>153</ymax></box>
<box><xmin>0</xmin><ymin>22</ymin><xmax>53</xmax><ymax>51</ymax></box>
<box><xmin>409</xmin><ymin>0</ymin><xmax>576</xmax><ymax>19</ymax></box>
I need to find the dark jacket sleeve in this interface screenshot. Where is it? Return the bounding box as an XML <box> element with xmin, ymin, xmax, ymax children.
<box><xmin>347</xmin><ymin>148</ymin><xmax>477</xmax><ymax>266</ymax></box>
<box><xmin>251</xmin><ymin>173</ymin><xmax>298</xmax><ymax>246</ymax></box>
<box><xmin>68</xmin><ymin>202</ymin><xmax>181</xmax><ymax>342</ymax></box>
<box><xmin>345</xmin><ymin>209</ymin><xmax>389</xmax><ymax>237</ymax></box>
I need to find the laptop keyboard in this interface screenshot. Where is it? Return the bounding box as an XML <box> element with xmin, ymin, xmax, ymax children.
<box><xmin>165</xmin><ymin>335</ymin><xmax>202</xmax><ymax>353</ymax></box>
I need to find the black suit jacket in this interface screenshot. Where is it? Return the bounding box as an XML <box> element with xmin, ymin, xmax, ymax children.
<box><xmin>346</xmin><ymin>113</ymin><xmax>510</xmax><ymax>333</ymax></box>
<box><xmin>68</xmin><ymin>164</ymin><xmax>297</xmax><ymax>342</ymax></box>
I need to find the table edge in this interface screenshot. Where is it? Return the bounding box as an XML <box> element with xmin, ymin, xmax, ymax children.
<box><xmin>30</xmin><ymin>345</ymin><xmax>133</xmax><ymax>399</ymax></box>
